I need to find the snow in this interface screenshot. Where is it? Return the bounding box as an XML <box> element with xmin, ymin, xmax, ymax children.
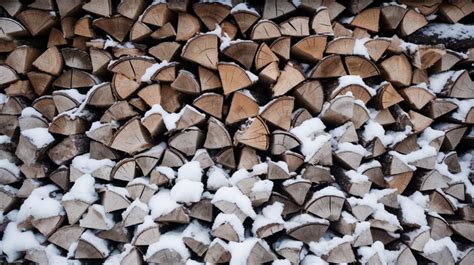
<box><xmin>134</xmin><ymin>215</ymin><xmax>157</xmax><ymax>237</ymax></box>
<box><xmin>284</xmin><ymin>213</ymin><xmax>329</xmax><ymax>230</ymax></box>
<box><xmin>1</xmin><ymin>222</ymin><xmax>41</xmax><ymax>262</ymax></box>
<box><xmin>337</xmin><ymin>142</ymin><xmax>370</xmax><ymax>156</ymax></box>
<box><xmin>354</xmin><ymin>38</ymin><xmax>370</xmax><ymax>59</ymax></box>
<box><xmin>44</xmin><ymin>244</ymin><xmax>78</xmax><ymax>265</ymax></box>
<box><xmin>429</xmin><ymin>70</ymin><xmax>463</xmax><ymax>93</ymax></box>
<box><xmin>423</xmin><ymin>236</ymin><xmax>458</xmax><ymax>260</ymax></box>
<box><xmin>145</xmin><ymin>231</ymin><xmax>190</xmax><ymax>260</ymax></box>
<box><xmin>212</xmin><ymin>186</ymin><xmax>257</xmax><ymax>219</ymax></box>
<box><xmin>417</xmin><ymin>127</ymin><xmax>445</xmax><ymax>146</ymax></box>
<box><xmin>357</xmin><ymin>241</ymin><xmax>398</xmax><ymax>265</ymax></box>
<box><xmin>144</xmin><ymin>104</ymin><xmax>182</xmax><ymax>130</ymax></box>
<box><xmin>62</xmin><ymin>174</ymin><xmax>98</xmax><ymax>203</ymax></box>
<box><xmin>251</xmin><ymin>179</ymin><xmax>273</xmax><ymax>193</ymax></box>
<box><xmin>231</xmin><ymin>3</ymin><xmax>259</xmax><ymax>15</ymax></box>
<box><xmin>274</xmin><ymin>238</ymin><xmax>304</xmax><ymax>251</ymax></box>
<box><xmin>274</xmin><ymin>161</ymin><xmax>290</xmax><ymax>173</ymax></box>
<box><xmin>290</xmin><ymin>118</ymin><xmax>331</xmax><ymax>162</ymax></box>
<box><xmin>56</xmin><ymin>89</ymin><xmax>86</xmax><ymax>103</ymax></box>
<box><xmin>228</xmin><ymin>238</ymin><xmax>270</xmax><ymax>265</ymax></box>
<box><xmin>389</xmin><ymin>144</ymin><xmax>437</xmax><ymax>167</ymax></box>
<box><xmin>421</xmin><ymin>23</ymin><xmax>474</xmax><ymax>40</ymax></box>
<box><xmin>353</xmin><ymin>221</ymin><xmax>371</xmax><ymax>238</ymax></box>
<box><xmin>187</xmin><ymin>259</ymin><xmax>204</xmax><ymax>265</ymax></box>
<box><xmin>104</xmin><ymin>36</ymin><xmax>119</xmax><ymax>48</ymax></box>
<box><xmin>121</xmin><ymin>199</ymin><xmax>149</xmax><ymax>219</ymax></box>
<box><xmin>252</xmin><ymin>202</ymin><xmax>284</xmax><ymax>234</ymax></box>
<box><xmin>452</xmin><ymin>99</ymin><xmax>474</xmax><ymax>121</ymax></box>
<box><xmin>301</xmin><ymin>255</ymin><xmax>328</xmax><ymax>265</ymax></box>
<box><xmin>128</xmin><ymin>177</ymin><xmax>158</xmax><ymax>190</ymax></box>
<box><xmin>183</xmin><ymin>220</ymin><xmax>211</xmax><ymax>244</ymax></box>
<box><xmin>398</xmin><ymin>195</ymin><xmax>427</xmax><ymax>226</ymax></box>
<box><xmin>309</xmin><ymin>235</ymin><xmax>353</xmax><ymax>256</ymax></box>
<box><xmin>20</xmin><ymin>107</ymin><xmax>43</xmax><ymax>118</ymax></box>
<box><xmin>311</xmin><ymin>186</ymin><xmax>345</xmax><ymax>200</ymax></box>
<box><xmin>151</xmin><ymin>0</ymin><xmax>166</xmax><ymax>4</ymax></box>
<box><xmin>207</xmin><ymin>166</ymin><xmax>230</xmax><ymax>190</ymax></box>
<box><xmin>16</xmin><ymin>185</ymin><xmax>63</xmax><ymax>223</ymax></box>
<box><xmin>334</xmin><ymin>75</ymin><xmax>376</xmax><ymax>96</ymax></box>
<box><xmin>436</xmin><ymin>153</ymin><xmax>474</xmax><ymax>197</ymax></box>
<box><xmin>362</xmin><ymin>120</ymin><xmax>412</xmax><ymax>147</ymax></box>
<box><xmin>71</xmin><ymin>153</ymin><xmax>115</xmax><ymax>174</ymax></box>
<box><xmin>382</xmin><ymin>1</ymin><xmax>407</xmax><ymax>8</ymax></box>
<box><xmin>291</xmin><ymin>0</ymin><xmax>301</xmax><ymax>7</ymax></box>
<box><xmin>103</xmin><ymin>244</ymin><xmax>133</xmax><ymax>265</ymax></box>
<box><xmin>347</xmin><ymin>189</ymin><xmax>401</xmax><ymax>229</ymax></box>
<box><xmin>345</xmin><ymin>170</ymin><xmax>369</xmax><ymax>183</ymax></box>
<box><xmin>67</xmin><ymin>241</ymin><xmax>78</xmax><ymax>258</ymax></box>
<box><xmin>170</xmin><ymin>179</ymin><xmax>204</xmax><ymax>203</ymax></box>
<box><xmin>141</xmin><ymin>60</ymin><xmax>171</xmax><ymax>83</ymax></box>
<box><xmin>246</xmin><ymin>70</ymin><xmax>258</xmax><ymax>83</ymax></box>
<box><xmin>251</xmin><ymin>162</ymin><xmax>268</xmax><ymax>175</ymax></box>
<box><xmin>213</xmin><ymin>213</ymin><xmax>245</xmax><ymax>241</ymax></box>
<box><xmin>0</xmin><ymin>159</ymin><xmax>19</xmax><ymax>177</ymax></box>
<box><xmin>200</xmin><ymin>0</ymin><xmax>232</xmax><ymax>7</ymax></box>
<box><xmin>273</xmin><ymin>260</ymin><xmax>291</xmax><ymax>265</ymax></box>
<box><xmin>87</xmin><ymin>121</ymin><xmax>108</xmax><ymax>133</ymax></box>
<box><xmin>0</xmin><ymin>135</ymin><xmax>11</xmax><ymax>145</ymax></box>
<box><xmin>341</xmin><ymin>211</ymin><xmax>357</xmax><ymax>223</ymax></box>
<box><xmin>405</xmin><ymin>226</ymin><xmax>429</xmax><ymax>242</ymax></box>
<box><xmin>219</xmin><ymin>38</ymin><xmax>251</xmax><ymax>51</ymax></box>
<box><xmin>357</xmin><ymin>160</ymin><xmax>382</xmax><ymax>174</ymax></box>
<box><xmin>156</xmin><ymin>166</ymin><xmax>176</xmax><ymax>180</ymax></box>
<box><xmin>229</xmin><ymin>168</ymin><xmax>251</xmax><ymax>185</ymax></box>
<box><xmin>81</xmin><ymin>204</ymin><xmax>114</xmax><ymax>230</ymax></box>
<box><xmin>399</xmin><ymin>40</ymin><xmax>419</xmax><ymax>54</ymax></box>
<box><xmin>0</xmin><ymin>184</ymin><xmax>18</xmax><ymax>195</ymax></box>
<box><xmin>106</xmin><ymin>184</ymin><xmax>129</xmax><ymax>198</ymax></box>
<box><xmin>0</xmin><ymin>93</ymin><xmax>7</xmax><ymax>104</ymax></box>
<box><xmin>282</xmin><ymin>176</ymin><xmax>310</xmax><ymax>186</ymax></box>
<box><xmin>149</xmin><ymin>189</ymin><xmax>181</xmax><ymax>218</ymax></box>
<box><xmin>329</xmin><ymin>122</ymin><xmax>352</xmax><ymax>141</ymax></box>
<box><xmin>177</xmin><ymin>161</ymin><xmax>202</xmax><ymax>182</ymax></box>
<box><xmin>339</xmin><ymin>16</ymin><xmax>354</xmax><ymax>24</ymax></box>
<box><xmin>240</xmin><ymin>89</ymin><xmax>256</xmax><ymax>101</ymax></box>
<box><xmin>21</xmin><ymin>128</ymin><xmax>54</xmax><ymax>148</ymax></box>
<box><xmin>80</xmin><ymin>230</ymin><xmax>110</xmax><ymax>257</ymax></box>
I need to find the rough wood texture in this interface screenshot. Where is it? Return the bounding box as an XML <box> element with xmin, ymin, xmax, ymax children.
<box><xmin>0</xmin><ymin>1</ymin><xmax>473</xmax><ymax>264</ymax></box>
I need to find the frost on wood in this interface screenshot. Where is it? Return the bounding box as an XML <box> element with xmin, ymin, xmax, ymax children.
<box><xmin>1</xmin><ymin>0</ymin><xmax>474</xmax><ymax>264</ymax></box>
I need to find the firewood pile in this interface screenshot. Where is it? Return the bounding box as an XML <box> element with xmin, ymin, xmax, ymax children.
<box><xmin>1</xmin><ymin>0</ymin><xmax>474</xmax><ymax>264</ymax></box>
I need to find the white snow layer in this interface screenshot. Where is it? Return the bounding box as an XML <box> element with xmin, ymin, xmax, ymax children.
<box><xmin>170</xmin><ymin>179</ymin><xmax>204</xmax><ymax>203</ymax></box>
<box><xmin>62</xmin><ymin>174</ymin><xmax>99</xmax><ymax>203</ymax></box>
<box><xmin>290</xmin><ymin>118</ymin><xmax>331</xmax><ymax>162</ymax></box>
<box><xmin>149</xmin><ymin>189</ymin><xmax>181</xmax><ymax>219</ymax></box>
<box><xmin>16</xmin><ymin>185</ymin><xmax>64</xmax><ymax>223</ymax></box>
<box><xmin>21</xmin><ymin>128</ymin><xmax>55</xmax><ymax>148</ymax></box>
<box><xmin>212</xmin><ymin>186</ymin><xmax>257</xmax><ymax>219</ymax></box>
<box><xmin>145</xmin><ymin>232</ymin><xmax>190</xmax><ymax>261</ymax></box>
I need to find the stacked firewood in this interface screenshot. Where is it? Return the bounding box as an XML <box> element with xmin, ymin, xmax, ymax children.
<box><xmin>1</xmin><ymin>0</ymin><xmax>474</xmax><ymax>264</ymax></box>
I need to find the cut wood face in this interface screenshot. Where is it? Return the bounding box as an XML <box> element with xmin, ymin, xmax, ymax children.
<box><xmin>2</xmin><ymin>1</ymin><xmax>474</xmax><ymax>264</ymax></box>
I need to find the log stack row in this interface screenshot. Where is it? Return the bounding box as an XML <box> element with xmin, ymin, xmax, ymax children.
<box><xmin>0</xmin><ymin>0</ymin><xmax>473</xmax><ymax>264</ymax></box>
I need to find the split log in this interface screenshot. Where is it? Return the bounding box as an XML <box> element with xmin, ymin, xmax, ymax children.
<box><xmin>0</xmin><ymin>1</ymin><xmax>473</xmax><ymax>264</ymax></box>
<box><xmin>182</xmin><ymin>34</ymin><xmax>218</xmax><ymax>70</ymax></box>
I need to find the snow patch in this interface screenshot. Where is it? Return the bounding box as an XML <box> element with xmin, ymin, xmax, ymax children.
<box><xmin>62</xmin><ymin>174</ymin><xmax>98</xmax><ymax>203</ymax></box>
<box><xmin>17</xmin><ymin>185</ymin><xmax>63</xmax><ymax>223</ymax></box>
<box><xmin>212</xmin><ymin>186</ymin><xmax>257</xmax><ymax>219</ymax></box>
<box><xmin>145</xmin><ymin>231</ymin><xmax>190</xmax><ymax>260</ymax></box>
<box><xmin>170</xmin><ymin>179</ymin><xmax>204</xmax><ymax>203</ymax></box>
<box><xmin>21</xmin><ymin>128</ymin><xmax>55</xmax><ymax>148</ymax></box>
